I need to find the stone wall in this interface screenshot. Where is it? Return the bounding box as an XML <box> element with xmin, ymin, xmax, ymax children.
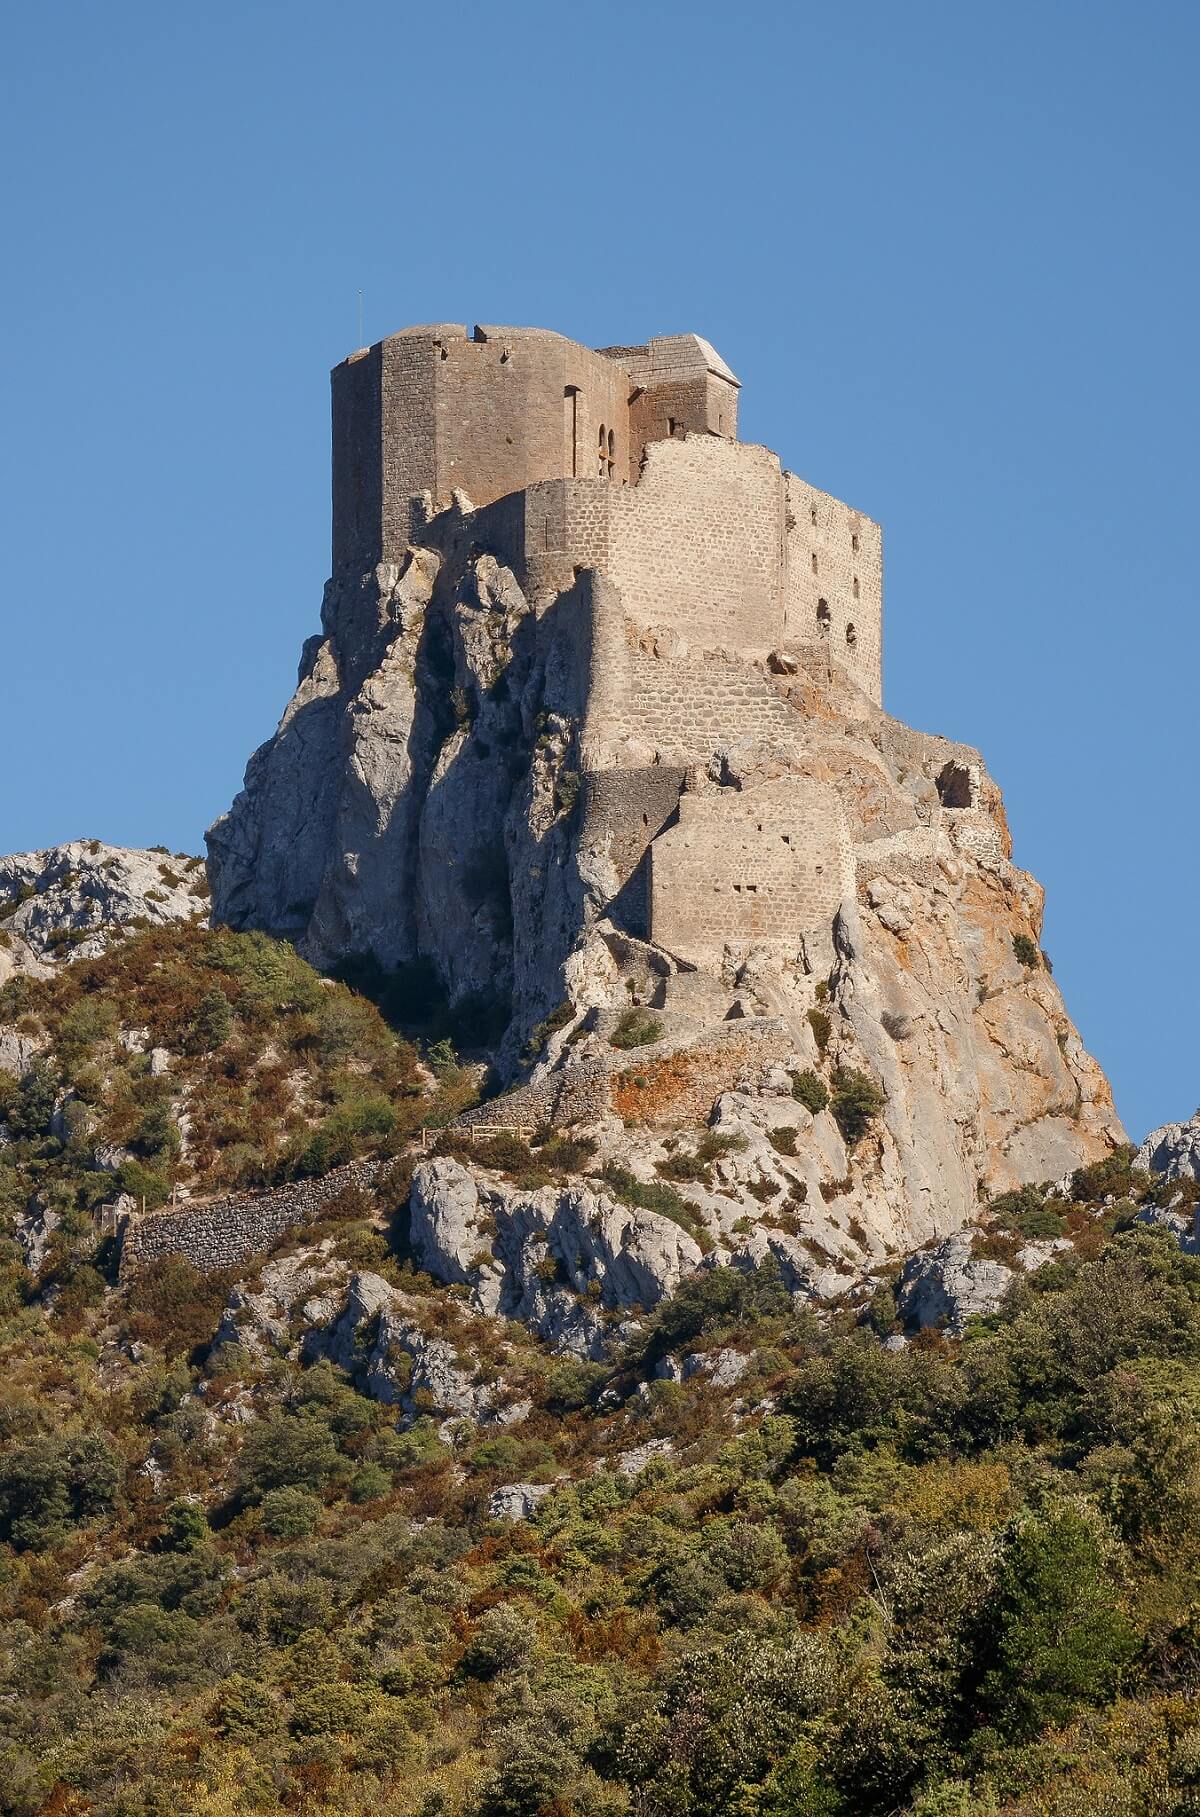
<box><xmin>649</xmin><ymin>778</ymin><xmax>854</xmax><ymax>965</ymax></box>
<box><xmin>331</xmin><ymin>326</ymin><xmax>749</xmax><ymax>575</ymax></box>
<box><xmin>611</xmin><ymin>1019</ymin><xmax>795</xmax><ymax>1127</ymax></box>
<box><xmin>579</xmin><ymin>764</ymin><xmax>689</xmax><ymax>937</ymax></box>
<box><xmin>118</xmin><ymin>1159</ymin><xmax>388</xmax><ymax>1279</ymax></box>
<box><xmin>464</xmin><ymin>1018</ymin><xmax>796</xmax><ymax>1135</ymax></box>
<box><xmin>602</xmin><ymin>438</ymin><xmax>786</xmax><ymax>651</ymax></box>
<box><xmin>783</xmin><ymin>472</ymin><xmax>883</xmax><ymax>704</ymax></box>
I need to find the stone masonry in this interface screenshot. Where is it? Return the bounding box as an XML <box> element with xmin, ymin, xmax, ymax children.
<box><xmin>324</xmin><ymin>321</ymin><xmax>884</xmax><ymax>968</ymax></box>
<box><xmin>118</xmin><ymin>1159</ymin><xmax>388</xmax><ymax>1279</ymax></box>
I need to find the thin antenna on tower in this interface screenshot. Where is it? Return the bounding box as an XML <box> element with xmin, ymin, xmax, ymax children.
<box><xmin>358</xmin><ymin>290</ymin><xmax>364</xmax><ymax>349</ymax></box>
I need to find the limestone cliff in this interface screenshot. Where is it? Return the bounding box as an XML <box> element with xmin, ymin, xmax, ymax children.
<box><xmin>208</xmin><ymin>505</ymin><xmax>1123</xmax><ymax>1280</ymax></box>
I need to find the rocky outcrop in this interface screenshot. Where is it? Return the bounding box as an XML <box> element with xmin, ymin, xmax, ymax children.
<box><xmin>409</xmin><ymin>1156</ymin><xmax>701</xmax><ymax>1358</ymax></box>
<box><xmin>213</xmin><ymin>1247</ymin><xmax>529</xmax><ymax>1427</ymax></box>
<box><xmin>0</xmin><ymin>842</ymin><xmax>206</xmax><ymax>971</ymax></box>
<box><xmin>1136</xmin><ymin>1112</ymin><xmax>1200</xmax><ymax>1183</ymax></box>
<box><xmin>208</xmin><ymin>468</ymin><xmax>1123</xmax><ymax>1284</ymax></box>
<box><xmin>896</xmin><ymin>1227</ymin><xmax>1075</xmax><ymax>1332</ymax></box>
<box><xmin>897</xmin><ymin>1232</ymin><xmax>1015</xmax><ymax>1333</ymax></box>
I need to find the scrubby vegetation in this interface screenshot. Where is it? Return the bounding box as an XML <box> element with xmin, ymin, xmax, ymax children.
<box><xmin>609</xmin><ymin>1008</ymin><xmax>664</xmax><ymax>1050</ymax></box>
<box><xmin>0</xmin><ymin>924</ymin><xmax>477</xmax><ymax>1302</ymax></box>
<box><xmin>3</xmin><ymin>931</ymin><xmax>1200</xmax><ymax>1814</ymax></box>
<box><xmin>0</xmin><ymin>1098</ymin><xmax>1197</xmax><ymax>1813</ymax></box>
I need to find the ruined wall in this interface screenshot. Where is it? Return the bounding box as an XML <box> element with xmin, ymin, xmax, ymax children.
<box><xmin>579</xmin><ymin>764</ymin><xmax>689</xmax><ymax>936</ymax></box>
<box><xmin>464</xmin><ymin>1018</ymin><xmax>796</xmax><ymax>1134</ymax></box>
<box><xmin>784</xmin><ymin>472</ymin><xmax>883</xmax><ymax>703</ymax></box>
<box><xmin>611</xmin><ymin>1019</ymin><xmax>796</xmax><ymax>1127</ymax></box>
<box><xmin>118</xmin><ymin>1159</ymin><xmax>388</xmax><ymax>1279</ymax></box>
<box><xmin>650</xmin><ymin>778</ymin><xmax>854</xmax><ymax>966</ymax></box>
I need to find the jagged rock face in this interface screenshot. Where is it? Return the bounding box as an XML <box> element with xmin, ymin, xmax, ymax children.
<box><xmin>0</xmin><ymin>841</ymin><xmax>206</xmax><ymax>973</ymax></box>
<box><xmin>208</xmin><ymin>543</ymin><xmax>582</xmax><ymax>1043</ymax></box>
<box><xmin>208</xmin><ymin>517</ymin><xmax>1124</xmax><ymax>1274</ymax></box>
<box><xmin>212</xmin><ymin>1246</ymin><xmax>529</xmax><ymax>1427</ymax></box>
<box><xmin>409</xmin><ymin>1156</ymin><xmax>699</xmax><ymax>1358</ymax></box>
<box><xmin>1136</xmin><ymin>1113</ymin><xmax>1200</xmax><ymax>1182</ymax></box>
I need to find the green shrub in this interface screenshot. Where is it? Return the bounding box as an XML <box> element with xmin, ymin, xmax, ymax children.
<box><xmin>610</xmin><ymin>1007</ymin><xmax>664</xmax><ymax>1050</ymax></box>
<box><xmin>598</xmin><ymin>1162</ymin><xmax>708</xmax><ymax>1247</ymax></box>
<box><xmin>830</xmin><ymin>1066</ymin><xmax>885</xmax><ymax>1146</ymax></box>
<box><xmin>1012</xmin><ymin>932</ymin><xmax>1041</xmax><ymax>969</ymax></box>
<box><xmin>237</xmin><ymin>1413</ymin><xmax>344</xmax><ymax>1501</ymax></box>
<box><xmin>979</xmin><ymin>1504</ymin><xmax>1137</xmax><ymax>1737</ymax></box>
<box><xmin>259</xmin><ymin>1486</ymin><xmax>322</xmax><ymax>1538</ymax></box>
<box><xmin>807</xmin><ymin>1008</ymin><xmax>832</xmax><ymax>1054</ymax></box>
<box><xmin>348</xmin><ymin>1462</ymin><xmax>391</xmax><ymax>1503</ymax></box>
<box><xmin>160</xmin><ymin>1498</ymin><xmax>209</xmax><ymax>1552</ymax></box>
<box><xmin>768</xmin><ymin>1126</ymin><xmax>798</xmax><ymax>1156</ymax></box>
<box><xmin>791</xmin><ymin>1069</ymin><xmax>829</xmax><ymax>1115</ymax></box>
<box><xmin>0</xmin><ymin>1432</ymin><xmax>122</xmax><ymax>1551</ymax></box>
<box><xmin>185</xmin><ymin>986</ymin><xmax>233</xmax><ymax>1052</ymax></box>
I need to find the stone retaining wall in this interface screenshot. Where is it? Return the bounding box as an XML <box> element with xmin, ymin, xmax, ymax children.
<box><xmin>118</xmin><ymin>1158</ymin><xmax>387</xmax><ymax>1280</ymax></box>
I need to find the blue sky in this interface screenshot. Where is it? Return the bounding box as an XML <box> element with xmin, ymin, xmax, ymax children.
<box><xmin>1</xmin><ymin>1</ymin><xmax>1196</xmax><ymax>1140</ymax></box>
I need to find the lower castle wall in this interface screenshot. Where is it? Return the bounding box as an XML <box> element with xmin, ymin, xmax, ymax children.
<box><xmin>464</xmin><ymin>1018</ymin><xmax>795</xmax><ymax>1134</ymax></box>
<box><xmin>118</xmin><ymin>1159</ymin><xmax>387</xmax><ymax>1279</ymax></box>
<box><xmin>650</xmin><ymin>780</ymin><xmax>854</xmax><ymax>966</ymax></box>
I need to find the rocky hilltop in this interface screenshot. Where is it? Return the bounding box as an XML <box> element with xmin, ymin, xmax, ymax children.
<box><xmin>208</xmin><ymin>447</ymin><xmax>1122</xmax><ymax>1287</ymax></box>
<box><xmin>0</xmin><ymin>840</ymin><xmax>207</xmax><ymax>979</ymax></box>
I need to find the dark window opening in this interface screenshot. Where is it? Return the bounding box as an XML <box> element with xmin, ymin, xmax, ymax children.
<box><xmin>811</xmin><ymin>552</ymin><xmax>819</xmax><ymax>574</ymax></box>
<box><xmin>817</xmin><ymin>599</ymin><xmax>831</xmax><ymax>632</ymax></box>
<box><xmin>936</xmin><ymin>761</ymin><xmax>974</xmax><ymax>809</ymax></box>
<box><xmin>846</xmin><ymin>623</ymin><xmax>857</xmax><ymax>648</ymax></box>
<box><xmin>851</xmin><ymin>531</ymin><xmax>860</xmax><ymax>552</ymax></box>
<box><xmin>853</xmin><ymin>575</ymin><xmax>860</xmax><ymax>599</ymax></box>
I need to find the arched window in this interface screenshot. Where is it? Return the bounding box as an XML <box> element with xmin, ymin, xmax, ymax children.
<box><xmin>598</xmin><ymin>425</ymin><xmax>607</xmax><ymax>477</ymax></box>
<box><xmin>846</xmin><ymin>623</ymin><xmax>857</xmax><ymax>648</ymax></box>
<box><xmin>607</xmin><ymin>428</ymin><xmax>615</xmax><ymax>478</ymax></box>
<box><xmin>817</xmin><ymin>599</ymin><xmax>831</xmax><ymax>633</ymax></box>
<box><xmin>851</xmin><ymin>531</ymin><xmax>860</xmax><ymax>553</ymax></box>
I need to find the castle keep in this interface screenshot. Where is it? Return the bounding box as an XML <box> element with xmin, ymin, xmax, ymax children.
<box><xmin>328</xmin><ymin>322</ymin><xmax>896</xmax><ymax>967</ymax></box>
<box><xmin>332</xmin><ymin>323</ymin><xmax>881</xmax><ymax>706</ymax></box>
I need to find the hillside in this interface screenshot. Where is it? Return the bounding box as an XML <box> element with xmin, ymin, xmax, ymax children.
<box><xmin>1</xmin><ymin>929</ymin><xmax>1200</xmax><ymax>1815</ymax></box>
<box><xmin>0</xmin><ymin>320</ymin><xmax>1182</xmax><ymax>1817</ymax></box>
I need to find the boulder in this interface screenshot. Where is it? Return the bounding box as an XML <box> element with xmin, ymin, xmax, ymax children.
<box><xmin>488</xmin><ymin>1481</ymin><xmax>557</xmax><ymax>1522</ymax></box>
<box><xmin>1136</xmin><ymin>1112</ymin><xmax>1200</xmax><ymax>1183</ymax></box>
<box><xmin>897</xmin><ymin>1232</ymin><xmax>1014</xmax><ymax>1333</ymax></box>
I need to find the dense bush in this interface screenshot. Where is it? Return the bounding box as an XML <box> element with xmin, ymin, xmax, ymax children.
<box><xmin>0</xmin><ymin>941</ymin><xmax>1198</xmax><ymax>1817</ymax></box>
<box><xmin>830</xmin><ymin>1065</ymin><xmax>885</xmax><ymax>1145</ymax></box>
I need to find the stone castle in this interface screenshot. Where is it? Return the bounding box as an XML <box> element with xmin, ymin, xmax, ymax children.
<box><xmin>329</xmin><ymin>322</ymin><xmax>898</xmax><ymax>970</ymax></box>
<box><xmin>206</xmin><ymin>315</ymin><xmax>1124</xmax><ymax>1268</ymax></box>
